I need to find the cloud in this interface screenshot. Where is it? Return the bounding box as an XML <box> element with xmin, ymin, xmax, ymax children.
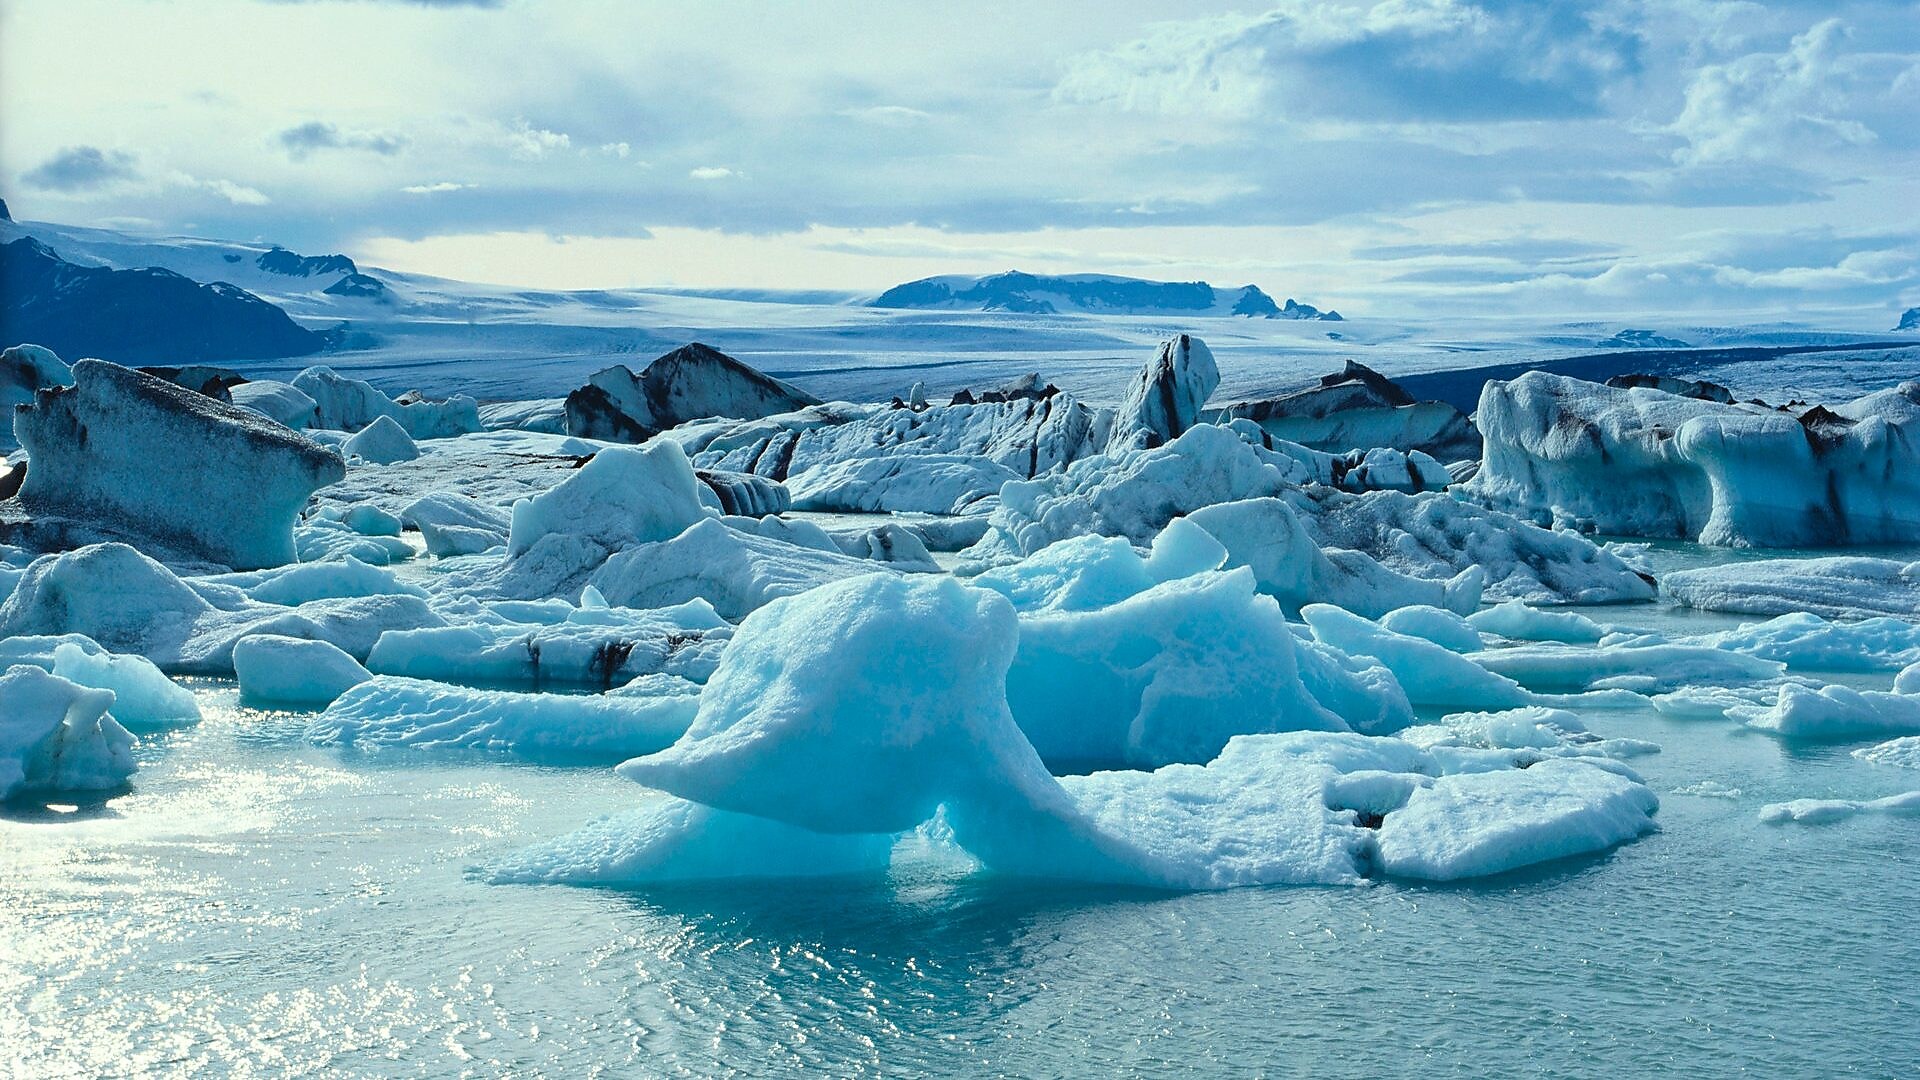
<box><xmin>1054</xmin><ymin>0</ymin><xmax>1639</xmax><ymax>123</ymax></box>
<box><xmin>688</xmin><ymin>166</ymin><xmax>737</xmax><ymax>180</ymax></box>
<box><xmin>504</xmin><ymin>121</ymin><xmax>570</xmax><ymax>160</ymax></box>
<box><xmin>599</xmin><ymin>142</ymin><xmax>631</xmax><ymax>158</ymax></box>
<box><xmin>841</xmin><ymin>105</ymin><xmax>932</xmax><ymax>127</ymax></box>
<box><xmin>278</xmin><ymin>121</ymin><xmax>409</xmax><ymax>160</ymax></box>
<box><xmin>1670</xmin><ymin>19</ymin><xmax>1881</xmax><ymax>165</ymax></box>
<box><xmin>169</xmin><ymin>173</ymin><xmax>272</xmax><ymax>205</ymax></box>
<box><xmin>20</xmin><ymin>146</ymin><xmax>140</xmax><ymax>191</ymax></box>
<box><xmin>401</xmin><ymin>181</ymin><xmax>475</xmax><ymax>194</ymax></box>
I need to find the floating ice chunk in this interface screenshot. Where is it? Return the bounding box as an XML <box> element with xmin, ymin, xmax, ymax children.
<box><xmin>1855</xmin><ymin>736</ymin><xmax>1920</xmax><ymax>769</ymax></box>
<box><xmin>1007</xmin><ymin>568</ymin><xmax>1346</xmax><ymax>771</ymax></box>
<box><xmin>1184</xmin><ymin>497</ymin><xmax>1480</xmax><ymax>618</ymax></box>
<box><xmin>617</xmin><ymin>574</ymin><xmax>1041</xmax><ymax>833</ymax></box>
<box><xmin>10</xmin><ymin>360</ymin><xmax>344</xmax><ymax>570</ymax></box>
<box><xmin>49</xmin><ymin>641</ymin><xmax>199</xmax><ymax>726</ymax></box>
<box><xmin>1759</xmin><ymin>791</ymin><xmax>1920</xmax><ymax>824</ymax></box>
<box><xmin>1663</xmin><ymin>556</ymin><xmax>1920</xmax><ymax>619</ymax></box>
<box><xmin>294</xmin><ymin>519</ymin><xmax>414</xmax><ymax>565</ymax></box>
<box><xmin>1110</xmin><ymin>334</ymin><xmax>1219</xmax><ymax>451</ymax></box>
<box><xmin>963</xmin><ymin>423</ymin><xmax>1296</xmax><ymax>563</ymax></box>
<box><xmin>337</xmin><ymin>503</ymin><xmax>403</xmax><ymax>538</ymax></box>
<box><xmin>972</xmin><ymin>518</ymin><xmax>1224</xmax><ymax>615</ymax></box>
<box><xmin>1472</xmin><ymin>373</ymin><xmax>1920</xmax><ymax>546</ymax></box>
<box><xmin>0</xmin><ymin>543</ymin><xmax>443</xmax><ymax>674</ymax></box>
<box><xmin>786</xmin><ymin>454</ymin><xmax>1019</xmax><ymax>515</ymax></box>
<box><xmin>232</xmin><ymin>635</ymin><xmax>372</xmax><ymax>707</ymax></box>
<box><xmin>401</xmin><ymin>491</ymin><xmax>511</xmax><ymax>557</ymax></box>
<box><xmin>587</xmin><ymin>518</ymin><xmax>889</xmax><ymax>620</ymax></box>
<box><xmin>1736</xmin><ymin>683</ymin><xmax>1920</xmax><ymax>740</ymax></box>
<box><xmin>1650</xmin><ymin>683</ymin><xmax>1793</xmax><ymax>721</ymax></box>
<box><xmin>1469</xmin><ymin>600</ymin><xmax>1605</xmax><ymax>644</ymax></box>
<box><xmin>1301</xmin><ymin>604</ymin><xmax>1533</xmax><ymax>710</ymax></box>
<box><xmin>228</xmin><ymin>378</ymin><xmax>317</xmax><ymax>429</ymax></box>
<box><xmin>506</xmin><ymin>442</ymin><xmax>711</xmax><ymax>559</ymax></box>
<box><xmin>293</xmin><ymin>366</ymin><xmax>481</xmax><ymax>439</ymax></box>
<box><xmin>487</xmin><ymin>797</ymin><xmax>896</xmax><ymax>885</ymax></box>
<box><xmin>1379</xmin><ymin>606</ymin><xmax>1484</xmax><ymax>653</ymax></box>
<box><xmin>1</xmin><ymin>343</ymin><xmax>74</xmax><ymax>409</ymax></box>
<box><xmin>0</xmin><ymin>665</ymin><xmax>136</xmax><ymax>800</ymax></box>
<box><xmin>825</xmin><ymin>522</ymin><xmax>940</xmax><ymax>572</ymax></box>
<box><xmin>1291</xmin><ymin>638</ymin><xmax>1416</xmax><ymax>735</ymax></box>
<box><xmin>1470</xmin><ymin>641</ymin><xmax>1783</xmax><ymax>694</ymax></box>
<box><xmin>1897</xmin><ymin>661</ymin><xmax>1920</xmax><ymax>695</ymax></box>
<box><xmin>1290</xmin><ymin>486</ymin><xmax>1654</xmax><ymax>605</ymax></box>
<box><xmin>366</xmin><ymin>598</ymin><xmax>731</xmax><ymax>689</ymax></box>
<box><xmin>312</xmin><ymin>676</ymin><xmax>701</xmax><ymax>761</ymax></box>
<box><xmin>341</xmin><ymin>414</ymin><xmax>420</xmax><ymax>464</ymax></box>
<box><xmin>1375</xmin><ymin>758</ymin><xmax>1660</xmax><ymax>880</ymax></box>
<box><xmin>200</xmin><ymin>556</ymin><xmax>426</xmax><ymax>606</ymax></box>
<box><xmin>1707</xmin><ymin>612</ymin><xmax>1920</xmax><ymax>672</ymax></box>
<box><xmin>1427</xmin><ymin>706</ymin><xmax>1659</xmax><ymax>759</ymax></box>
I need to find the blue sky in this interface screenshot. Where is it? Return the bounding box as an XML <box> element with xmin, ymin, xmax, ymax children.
<box><xmin>2</xmin><ymin>0</ymin><xmax>1916</xmax><ymax>321</ymax></box>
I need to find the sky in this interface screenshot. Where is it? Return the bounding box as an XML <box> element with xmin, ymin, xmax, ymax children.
<box><xmin>2</xmin><ymin>0</ymin><xmax>1916</xmax><ymax>322</ymax></box>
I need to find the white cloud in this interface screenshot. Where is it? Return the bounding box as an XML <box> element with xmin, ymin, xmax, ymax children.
<box><xmin>841</xmin><ymin>105</ymin><xmax>932</xmax><ymax>127</ymax></box>
<box><xmin>599</xmin><ymin>141</ymin><xmax>631</xmax><ymax>158</ymax></box>
<box><xmin>401</xmin><ymin>181</ymin><xmax>474</xmax><ymax>194</ymax></box>
<box><xmin>1670</xmin><ymin>20</ymin><xmax>1879</xmax><ymax>165</ymax></box>
<box><xmin>688</xmin><ymin>166</ymin><xmax>737</xmax><ymax>181</ymax></box>
<box><xmin>504</xmin><ymin>121</ymin><xmax>570</xmax><ymax>161</ymax></box>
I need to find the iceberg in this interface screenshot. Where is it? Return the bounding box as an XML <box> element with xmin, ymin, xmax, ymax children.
<box><xmin>293</xmin><ymin>366</ymin><xmax>481</xmax><ymax>439</ymax></box>
<box><xmin>0</xmin><ymin>664</ymin><xmax>136</xmax><ymax>800</ymax></box>
<box><xmin>1735</xmin><ymin>683</ymin><xmax>1920</xmax><ymax>740</ymax></box>
<box><xmin>1109</xmin><ymin>333</ymin><xmax>1218</xmax><ymax>451</ymax></box>
<box><xmin>232</xmin><ymin>634</ymin><xmax>372</xmax><ymax>707</ymax></box>
<box><xmin>365</xmin><ymin>597</ymin><xmax>731</xmax><ymax>688</ymax></box>
<box><xmin>4</xmin><ymin>359</ymin><xmax>345</xmax><ymax>570</ymax></box>
<box><xmin>1759</xmin><ymin>791</ymin><xmax>1920</xmax><ymax>825</ymax></box>
<box><xmin>340</xmin><ymin>414</ymin><xmax>420</xmax><ymax>464</ymax></box>
<box><xmin>311</xmin><ymin>675</ymin><xmax>701</xmax><ymax>761</ymax></box>
<box><xmin>1663</xmin><ymin>557</ymin><xmax>1920</xmax><ymax>619</ymax></box>
<box><xmin>1470</xmin><ymin>372</ymin><xmax>1920</xmax><ymax>547</ymax></box>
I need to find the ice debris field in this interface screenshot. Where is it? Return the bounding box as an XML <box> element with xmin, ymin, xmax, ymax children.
<box><xmin>5</xmin><ymin>326</ymin><xmax>1920</xmax><ymax>1073</ymax></box>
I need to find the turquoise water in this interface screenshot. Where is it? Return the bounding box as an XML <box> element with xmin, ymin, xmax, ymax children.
<box><xmin>6</xmin><ymin>669</ymin><xmax>1919</xmax><ymax>1078</ymax></box>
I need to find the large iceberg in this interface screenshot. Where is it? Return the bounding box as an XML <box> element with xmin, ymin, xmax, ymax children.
<box><xmin>4</xmin><ymin>360</ymin><xmax>345</xmax><ymax>570</ymax></box>
<box><xmin>1470</xmin><ymin>372</ymin><xmax>1920</xmax><ymax>546</ymax></box>
<box><xmin>293</xmin><ymin>366</ymin><xmax>481</xmax><ymax>439</ymax></box>
<box><xmin>1664</xmin><ymin>557</ymin><xmax>1920</xmax><ymax>619</ymax></box>
<box><xmin>540</xmin><ymin>574</ymin><xmax>1656</xmax><ymax>889</ymax></box>
<box><xmin>563</xmin><ymin>343</ymin><xmax>822</xmax><ymax>443</ymax></box>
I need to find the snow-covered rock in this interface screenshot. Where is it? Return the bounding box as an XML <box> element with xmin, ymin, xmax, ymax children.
<box><xmin>1470</xmin><ymin>372</ymin><xmax>1920</xmax><ymax>546</ymax></box>
<box><xmin>292</xmin><ymin>366</ymin><xmax>481</xmax><ymax>439</ymax></box>
<box><xmin>341</xmin><ymin>414</ymin><xmax>420</xmax><ymax>464</ymax></box>
<box><xmin>563</xmin><ymin>343</ymin><xmax>821</xmax><ymax>442</ymax></box>
<box><xmin>1109</xmin><ymin>333</ymin><xmax>1219</xmax><ymax>451</ymax></box>
<box><xmin>0</xmin><ymin>664</ymin><xmax>136</xmax><ymax>800</ymax></box>
<box><xmin>232</xmin><ymin>635</ymin><xmax>371</xmax><ymax>707</ymax></box>
<box><xmin>1664</xmin><ymin>557</ymin><xmax>1920</xmax><ymax>619</ymax></box>
<box><xmin>5</xmin><ymin>359</ymin><xmax>345</xmax><ymax>569</ymax></box>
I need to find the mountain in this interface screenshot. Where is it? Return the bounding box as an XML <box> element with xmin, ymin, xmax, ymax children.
<box><xmin>872</xmin><ymin>271</ymin><xmax>1340</xmax><ymax>319</ymax></box>
<box><xmin>0</xmin><ymin>236</ymin><xmax>325</xmax><ymax>364</ymax></box>
<box><xmin>1897</xmin><ymin>307</ymin><xmax>1919</xmax><ymax>332</ymax></box>
<box><xmin>256</xmin><ymin>246</ymin><xmax>358</xmax><ymax>278</ymax></box>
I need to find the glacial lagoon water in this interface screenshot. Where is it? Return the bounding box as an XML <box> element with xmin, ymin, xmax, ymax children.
<box><xmin>6</xmin><ymin>564</ymin><xmax>1920</xmax><ymax>1078</ymax></box>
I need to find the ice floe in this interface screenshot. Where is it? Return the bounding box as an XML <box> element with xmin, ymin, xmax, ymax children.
<box><xmin>0</xmin><ymin>664</ymin><xmax>136</xmax><ymax>800</ymax></box>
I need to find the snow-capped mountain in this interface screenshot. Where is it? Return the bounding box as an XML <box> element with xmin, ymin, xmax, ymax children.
<box><xmin>1897</xmin><ymin>307</ymin><xmax>1919</xmax><ymax>331</ymax></box>
<box><xmin>0</xmin><ymin>236</ymin><xmax>324</xmax><ymax>364</ymax></box>
<box><xmin>872</xmin><ymin>271</ymin><xmax>1340</xmax><ymax>319</ymax></box>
